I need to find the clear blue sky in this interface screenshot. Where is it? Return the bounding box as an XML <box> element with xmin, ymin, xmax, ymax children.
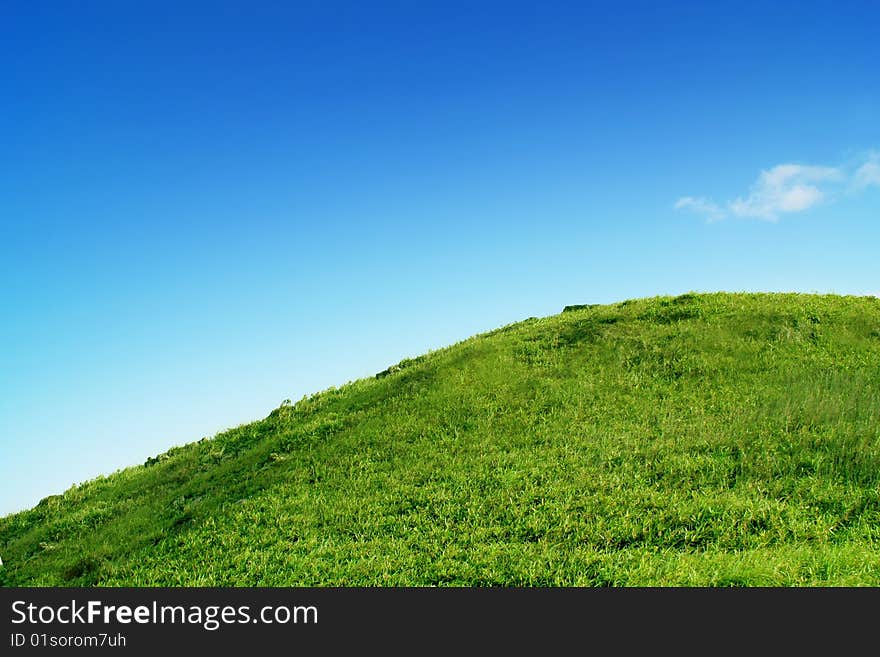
<box><xmin>2</xmin><ymin>1</ymin><xmax>878</xmax><ymax>515</ymax></box>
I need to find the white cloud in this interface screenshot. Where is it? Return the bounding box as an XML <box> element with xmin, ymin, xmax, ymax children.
<box><xmin>854</xmin><ymin>154</ymin><xmax>880</xmax><ymax>189</ymax></box>
<box><xmin>676</xmin><ymin>155</ymin><xmax>878</xmax><ymax>222</ymax></box>
<box><xmin>728</xmin><ymin>164</ymin><xmax>840</xmax><ymax>220</ymax></box>
<box><xmin>674</xmin><ymin>196</ymin><xmax>725</xmax><ymax>222</ymax></box>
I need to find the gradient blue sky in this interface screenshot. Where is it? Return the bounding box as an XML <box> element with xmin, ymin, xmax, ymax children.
<box><xmin>2</xmin><ymin>1</ymin><xmax>878</xmax><ymax>515</ymax></box>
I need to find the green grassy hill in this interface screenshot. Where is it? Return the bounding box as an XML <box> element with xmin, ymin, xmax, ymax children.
<box><xmin>3</xmin><ymin>292</ymin><xmax>880</xmax><ymax>586</ymax></box>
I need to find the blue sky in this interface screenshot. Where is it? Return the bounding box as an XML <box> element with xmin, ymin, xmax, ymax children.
<box><xmin>2</xmin><ymin>1</ymin><xmax>878</xmax><ymax>515</ymax></box>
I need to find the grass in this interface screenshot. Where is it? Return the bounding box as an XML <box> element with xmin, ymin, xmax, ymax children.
<box><xmin>2</xmin><ymin>292</ymin><xmax>880</xmax><ymax>586</ymax></box>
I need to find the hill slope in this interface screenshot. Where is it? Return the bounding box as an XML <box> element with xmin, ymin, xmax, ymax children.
<box><xmin>3</xmin><ymin>292</ymin><xmax>880</xmax><ymax>586</ymax></box>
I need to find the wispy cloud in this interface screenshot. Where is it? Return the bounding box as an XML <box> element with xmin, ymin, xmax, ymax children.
<box><xmin>728</xmin><ymin>164</ymin><xmax>841</xmax><ymax>220</ymax></box>
<box><xmin>674</xmin><ymin>196</ymin><xmax>725</xmax><ymax>222</ymax></box>
<box><xmin>676</xmin><ymin>154</ymin><xmax>877</xmax><ymax>222</ymax></box>
<box><xmin>853</xmin><ymin>153</ymin><xmax>880</xmax><ymax>189</ymax></box>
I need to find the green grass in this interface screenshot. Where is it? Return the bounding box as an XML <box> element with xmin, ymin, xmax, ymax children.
<box><xmin>2</xmin><ymin>292</ymin><xmax>880</xmax><ymax>586</ymax></box>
